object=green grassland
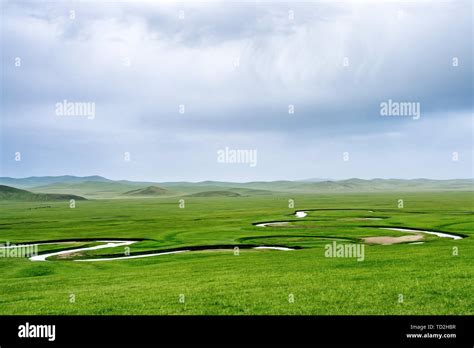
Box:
[0,191,472,315]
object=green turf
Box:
[0,191,472,315]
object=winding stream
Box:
[27,241,294,262]
[260,210,465,240]
[6,208,466,262]
[30,240,136,261]
[379,227,463,240]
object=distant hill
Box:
[0,185,86,201]
[186,178,473,193]
[226,188,274,196]
[0,175,157,189]
[185,190,242,197]
[0,175,112,188]
[297,178,332,182]
[1,175,472,197]
[123,186,171,196]
[29,181,148,199]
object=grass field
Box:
[0,191,472,315]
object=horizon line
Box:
[1,175,473,184]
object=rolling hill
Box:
[159,178,474,193]
[123,186,171,197]
[1,176,472,198]
[0,185,86,201]
[184,190,242,197]
[0,175,112,188]
[28,181,145,199]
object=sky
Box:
[0,0,472,182]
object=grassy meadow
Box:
[0,191,472,315]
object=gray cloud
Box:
[1,0,472,181]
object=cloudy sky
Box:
[1,0,472,182]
